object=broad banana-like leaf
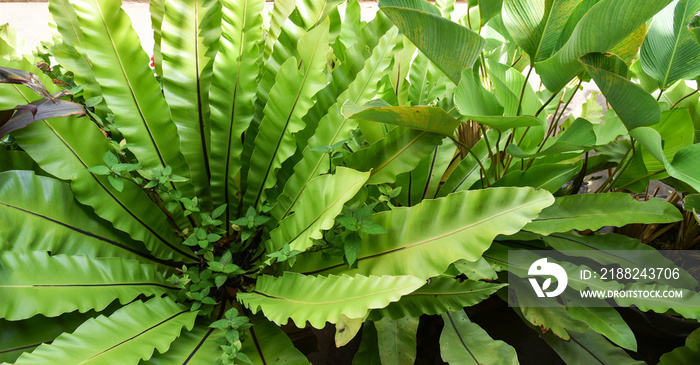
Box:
[208,0,263,226]
[487,60,541,116]
[70,0,192,192]
[469,115,544,133]
[145,325,223,364]
[267,167,369,252]
[375,316,419,365]
[440,310,518,365]
[0,252,174,320]
[13,297,196,365]
[658,328,700,365]
[345,128,445,185]
[631,126,700,192]
[566,306,636,351]
[240,314,310,364]
[580,52,660,130]
[291,187,554,279]
[379,0,485,84]
[543,329,645,364]
[492,162,581,193]
[237,272,425,328]
[637,109,694,180]
[368,278,505,320]
[0,310,102,363]
[0,171,167,265]
[535,0,672,91]
[516,300,589,340]
[271,28,399,221]
[691,14,700,44]
[502,0,581,63]
[342,100,461,136]
[454,68,504,116]
[609,23,647,65]
[686,197,700,222]
[244,21,329,209]
[161,0,222,210]
[522,193,682,235]
[435,0,455,19]
[641,0,700,89]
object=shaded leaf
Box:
[658,328,700,365]
[440,310,518,364]
[145,325,223,365]
[522,193,682,235]
[542,329,645,364]
[566,307,636,351]
[375,316,419,365]
[369,278,505,320]
[240,314,310,365]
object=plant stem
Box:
[448,136,492,186]
[516,67,533,116]
[615,169,666,190]
[670,88,699,109]
[479,124,495,171]
[534,90,561,117]
[656,88,665,101]
[523,79,582,171]
[595,139,636,192]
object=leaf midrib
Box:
[252,32,327,209]
[79,310,190,364]
[252,280,418,305]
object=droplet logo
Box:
[528,258,568,298]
